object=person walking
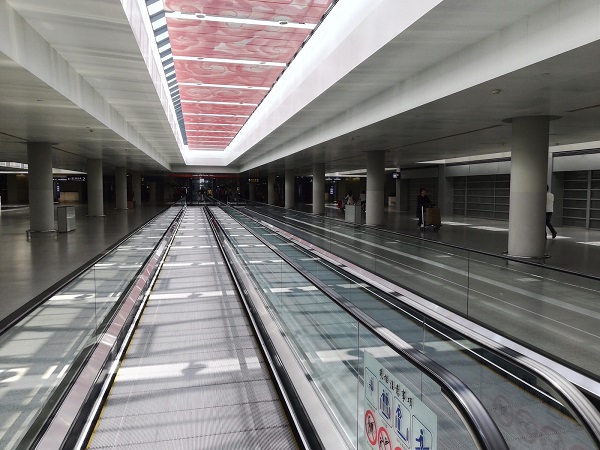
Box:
[546,185,557,239]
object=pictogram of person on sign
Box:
[415,429,430,450]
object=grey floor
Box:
[87,207,296,450]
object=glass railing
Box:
[213,203,600,450]
[209,206,506,450]
[241,202,600,384]
[0,202,185,450]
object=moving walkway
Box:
[1,201,599,449]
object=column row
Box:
[24,143,141,232]
[257,116,554,258]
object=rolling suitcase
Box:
[424,207,441,231]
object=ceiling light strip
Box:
[173,55,286,67]
[184,122,242,127]
[181,100,258,106]
[165,11,317,29]
[179,82,270,91]
[184,113,250,118]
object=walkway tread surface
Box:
[88,208,296,450]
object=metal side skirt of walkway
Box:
[87,208,297,449]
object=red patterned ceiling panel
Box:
[187,145,226,150]
[174,60,283,87]
[165,0,333,23]
[184,124,243,132]
[188,137,231,142]
[183,115,248,125]
[182,102,256,115]
[168,19,310,62]
[188,139,233,145]
[163,0,336,150]
[187,133,239,139]
[179,85,268,104]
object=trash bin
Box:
[345,203,363,224]
[57,206,76,232]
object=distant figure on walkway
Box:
[416,188,432,229]
[546,185,557,239]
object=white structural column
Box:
[27,142,54,231]
[86,159,104,216]
[312,163,325,214]
[268,173,276,205]
[132,171,141,207]
[285,169,295,209]
[366,151,385,226]
[507,116,552,258]
[115,166,128,210]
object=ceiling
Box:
[162,0,336,151]
[1,0,600,177]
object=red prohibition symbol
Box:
[365,409,377,445]
[377,427,392,450]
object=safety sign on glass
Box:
[364,351,437,450]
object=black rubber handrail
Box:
[0,204,173,336]
[205,206,320,450]
[244,200,600,282]
[213,204,509,450]
[235,202,600,449]
[7,204,185,450]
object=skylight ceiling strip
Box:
[182,104,256,115]
[181,100,259,106]
[179,82,270,91]
[182,115,247,124]
[165,11,316,29]
[157,0,337,151]
[167,19,310,63]
[163,0,332,24]
[173,60,283,86]
[185,123,243,129]
[186,134,238,139]
[183,113,250,118]
[173,56,285,67]
[179,87,268,105]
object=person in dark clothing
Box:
[416,188,432,228]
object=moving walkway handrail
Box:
[35,203,187,450]
[210,204,510,450]
[245,200,600,282]
[1,202,185,450]
[0,204,172,336]
[205,206,318,450]
[237,202,600,448]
